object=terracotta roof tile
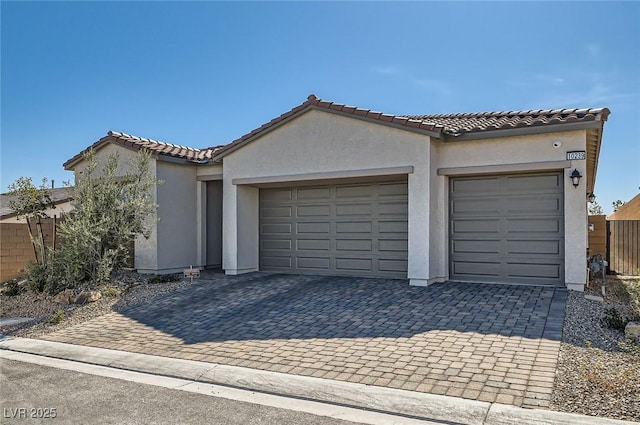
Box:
[64,131,225,169]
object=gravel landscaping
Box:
[1,273,639,421]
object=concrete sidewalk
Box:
[1,336,636,425]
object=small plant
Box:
[148,274,181,284]
[619,339,640,356]
[585,340,593,348]
[601,307,632,331]
[24,261,48,292]
[98,285,122,298]
[1,279,24,297]
[48,309,65,324]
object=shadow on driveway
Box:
[116,273,566,345]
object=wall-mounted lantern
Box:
[570,169,582,188]
[587,193,596,203]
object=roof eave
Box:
[441,120,604,142]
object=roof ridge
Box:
[108,130,200,152]
[402,107,610,119]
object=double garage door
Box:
[260,179,408,278]
[450,172,564,285]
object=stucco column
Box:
[223,183,259,275]
[196,180,207,268]
[564,165,588,291]
[408,170,431,286]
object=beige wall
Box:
[1,201,73,224]
[155,161,199,272]
[222,109,433,285]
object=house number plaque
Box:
[566,151,586,160]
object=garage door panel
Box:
[452,239,500,254]
[379,182,409,197]
[505,196,561,214]
[452,178,500,194]
[262,223,292,234]
[297,222,331,233]
[261,239,292,250]
[261,188,293,201]
[296,239,330,251]
[507,218,561,233]
[297,257,331,270]
[379,239,408,252]
[507,262,561,279]
[336,239,373,251]
[336,185,373,199]
[336,258,373,271]
[336,203,373,216]
[262,207,292,218]
[506,240,562,255]
[297,187,331,200]
[450,172,564,285]
[452,198,501,214]
[262,256,293,269]
[379,201,408,215]
[260,180,408,278]
[506,174,562,191]
[379,259,408,272]
[452,261,501,277]
[336,221,372,233]
[451,219,500,234]
[379,221,408,233]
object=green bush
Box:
[601,307,638,332]
[48,309,65,324]
[1,279,24,297]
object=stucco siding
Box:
[223,110,432,283]
[156,161,198,272]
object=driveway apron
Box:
[41,272,566,409]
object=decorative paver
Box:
[41,272,566,409]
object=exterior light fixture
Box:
[570,169,582,188]
[587,193,596,203]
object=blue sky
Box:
[1,1,638,214]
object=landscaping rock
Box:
[53,289,76,305]
[625,321,640,342]
[75,290,102,304]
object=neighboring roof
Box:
[210,94,610,162]
[63,131,225,170]
[0,187,73,220]
[607,193,640,220]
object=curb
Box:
[0,336,637,425]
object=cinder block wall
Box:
[0,219,57,282]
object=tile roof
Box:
[211,95,610,160]
[64,131,224,169]
[402,108,610,136]
[1,187,73,220]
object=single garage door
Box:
[260,179,408,278]
[450,172,564,285]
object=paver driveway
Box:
[42,272,566,408]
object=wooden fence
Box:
[607,220,640,276]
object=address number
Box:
[566,151,586,160]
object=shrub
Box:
[48,309,65,324]
[98,285,122,298]
[1,279,24,297]
[601,307,639,332]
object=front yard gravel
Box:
[550,291,640,421]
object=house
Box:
[0,187,73,281]
[63,95,610,291]
[607,193,640,220]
